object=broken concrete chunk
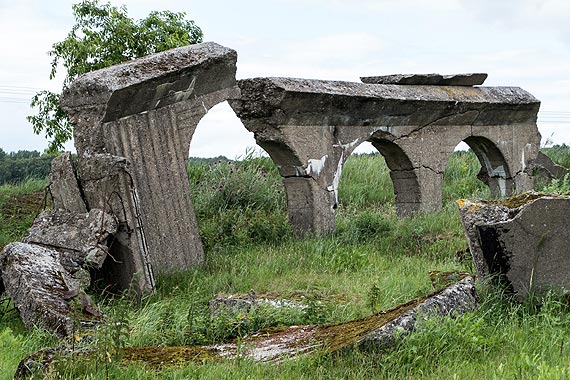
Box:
[358,276,477,350]
[360,73,487,86]
[16,278,477,371]
[23,208,117,271]
[49,152,87,213]
[0,242,101,337]
[530,151,569,181]
[457,193,570,300]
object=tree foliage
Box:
[27,0,203,153]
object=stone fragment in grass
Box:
[209,291,308,316]
[15,278,477,374]
[457,193,570,300]
[0,242,98,338]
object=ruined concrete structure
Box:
[458,194,570,300]
[230,76,540,235]
[59,42,239,293]
[5,42,542,297]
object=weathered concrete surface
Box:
[230,77,540,235]
[15,277,476,374]
[48,153,87,213]
[457,194,570,300]
[0,208,114,336]
[530,151,569,185]
[60,42,239,293]
[23,209,117,273]
[0,243,99,337]
[361,73,488,86]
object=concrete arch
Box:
[369,137,421,217]
[60,42,240,293]
[462,136,513,197]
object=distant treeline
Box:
[0,149,55,185]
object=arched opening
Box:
[187,101,289,251]
[461,136,512,197]
[442,144,491,204]
[367,137,422,217]
[337,141,395,210]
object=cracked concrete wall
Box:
[230,77,541,235]
[60,42,239,293]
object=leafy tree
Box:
[28,0,203,153]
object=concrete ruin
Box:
[457,193,570,300]
[1,43,545,301]
[57,45,543,289]
[229,76,541,235]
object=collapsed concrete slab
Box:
[23,209,117,273]
[0,208,116,336]
[0,243,98,337]
[60,42,239,293]
[230,77,540,235]
[457,193,570,300]
[15,277,476,374]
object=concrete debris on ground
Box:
[457,193,570,300]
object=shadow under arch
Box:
[368,135,421,217]
[462,136,513,197]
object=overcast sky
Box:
[1,0,569,157]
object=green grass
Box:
[1,149,570,379]
[0,178,48,250]
[542,144,570,169]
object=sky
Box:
[0,0,569,158]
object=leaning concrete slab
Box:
[230,77,540,235]
[457,193,570,300]
[60,42,239,293]
[48,153,87,213]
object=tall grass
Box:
[2,148,570,379]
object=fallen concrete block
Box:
[457,193,570,300]
[23,208,117,272]
[360,73,487,86]
[15,277,477,374]
[0,243,101,338]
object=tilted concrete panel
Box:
[60,42,239,293]
[230,77,540,235]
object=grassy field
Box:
[1,149,570,379]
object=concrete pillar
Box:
[60,42,239,293]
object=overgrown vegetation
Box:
[2,148,570,379]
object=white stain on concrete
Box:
[327,153,344,208]
[305,155,328,176]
